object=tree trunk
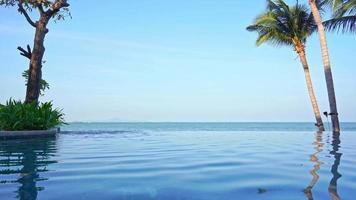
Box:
[298,51,325,131]
[309,0,340,133]
[25,15,49,104]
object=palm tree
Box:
[324,0,356,33]
[308,0,340,133]
[247,0,325,131]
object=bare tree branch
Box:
[26,0,46,13]
[17,1,36,27]
[17,45,32,59]
[38,3,45,14]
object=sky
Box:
[0,0,355,122]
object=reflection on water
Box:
[304,131,324,200]
[304,132,343,200]
[329,134,342,200]
[0,128,353,200]
[0,137,57,200]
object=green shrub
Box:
[0,99,65,131]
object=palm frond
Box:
[247,0,316,48]
[324,15,356,33]
[343,0,356,15]
[318,0,343,10]
[322,0,356,33]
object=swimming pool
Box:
[1,123,355,200]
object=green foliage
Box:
[324,0,356,33]
[246,0,316,48]
[22,70,50,96]
[0,0,71,21]
[321,0,355,15]
[324,15,356,33]
[0,99,65,131]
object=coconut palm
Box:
[308,0,340,133]
[324,0,356,33]
[247,0,325,131]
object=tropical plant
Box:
[324,0,356,33]
[22,69,50,96]
[0,0,70,103]
[247,0,325,131]
[308,0,341,133]
[0,99,65,131]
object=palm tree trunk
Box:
[309,0,340,133]
[298,51,325,131]
[25,15,49,104]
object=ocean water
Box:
[1,122,356,200]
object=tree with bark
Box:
[247,0,325,131]
[0,0,70,103]
[308,0,340,133]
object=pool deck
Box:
[0,128,59,140]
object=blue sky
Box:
[0,0,355,122]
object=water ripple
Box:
[1,127,356,200]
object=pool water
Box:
[1,123,356,200]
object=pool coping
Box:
[0,128,59,140]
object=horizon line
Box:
[66,121,356,123]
